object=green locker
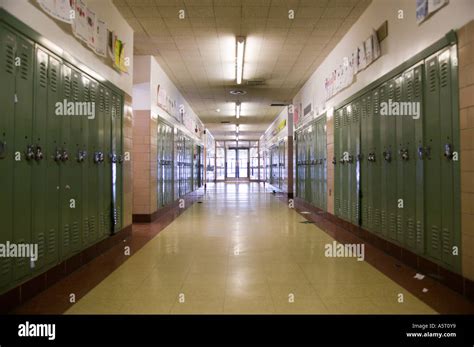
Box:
[103,87,112,235]
[80,74,90,246]
[360,95,369,229]
[398,69,417,250]
[112,91,123,233]
[321,117,327,211]
[309,123,316,204]
[0,24,17,290]
[334,109,342,217]
[350,100,360,225]
[341,106,350,221]
[87,79,99,245]
[96,85,106,240]
[379,82,390,237]
[369,88,381,234]
[424,48,460,270]
[12,32,35,281]
[304,128,311,202]
[31,47,49,271]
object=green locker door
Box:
[103,87,112,235]
[399,69,417,250]
[341,106,350,221]
[112,91,123,233]
[350,100,360,225]
[309,123,316,204]
[321,116,327,211]
[13,32,35,281]
[379,82,391,238]
[0,24,17,290]
[96,85,106,239]
[393,76,404,244]
[80,74,90,247]
[87,79,99,245]
[31,47,49,271]
[370,88,381,234]
[334,109,342,217]
[360,95,369,229]
[44,52,61,268]
[435,47,459,270]
[69,67,83,253]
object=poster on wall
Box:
[72,0,89,43]
[37,0,75,24]
[428,0,448,14]
[416,0,429,23]
[108,31,128,73]
[86,6,96,50]
[94,18,108,57]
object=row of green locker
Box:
[334,44,460,271]
[267,140,286,190]
[157,120,204,209]
[0,23,124,293]
[295,115,327,211]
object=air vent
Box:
[230,89,247,96]
[270,103,289,106]
[246,79,265,86]
[220,121,231,124]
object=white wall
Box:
[1,0,133,95]
[293,0,474,122]
[261,107,289,150]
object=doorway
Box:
[226,148,249,180]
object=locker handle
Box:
[61,150,69,162]
[339,156,345,164]
[399,148,409,161]
[34,146,44,161]
[0,141,6,159]
[418,146,431,160]
[367,153,376,162]
[54,149,62,162]
[332,157,336,165]
[383,150,392,163]
[93,152,101,164]
[77,150,87,163]
[25,145,35,161]
[444,143,454,160]
[347,155,354,164]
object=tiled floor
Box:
[66,182,436,314]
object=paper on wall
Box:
[72,0,88,43]
[428,0,447,14]
[86,7,96,50]
[365,35,373,66]
[94,18,107,57]
[37,0,74,24]
[416,0,429,23]
[358,43,366,70]
[372,29,381,60]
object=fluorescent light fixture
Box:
[236,135,239,141]
[236,101,241,119]
[236,36,245,85]
[236,124,239,134]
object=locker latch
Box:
[0,141,6,159]
[444,143,454,160]
[383,149,392,163]
[110,153,118,163]
[399,148,409,161]
[417,146,431,160]
[332,157,336,165]
[34,146,44,161]
[54,148,62,162]
[93,152,101,164]
[77,150,87,163]
[61,149,69,162]
[25,145,35,161]
[339,156,345,164]
[367,153,376,162]
[347,154,354,164]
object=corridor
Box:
[66,183,434,314]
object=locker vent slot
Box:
[0,258,10,276]
[440,62,449,87]
[428,67,437,92]
[39,61,47,88]
[414,72,421,97]
[50,66,58,92]
[19,53,29,80]
[48,228,56,254]
[72,79,79,101]
[63,225,70,248]
[84,83,90,102]
[407,219,415,241]
[83,218,89,241]
[431,226,439,250]
[71,222,80,244]
[64,74,71,98]
[89,216,96,238]
[37,232,45,259]
[5,43,15,74]
[442,228,450,254]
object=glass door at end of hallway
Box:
[226,148,249,181]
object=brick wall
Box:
[458,20,474,281]
[132,110,151,215]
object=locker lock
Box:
[110,153,118,163]
[93,152,101,164]
[444,143,454,160]
[34,146,44,161]
[417,146,431,160]
[367,152,376,162]
[347,155,354,164]
[25,145,35,161]
[61,149,69,162]
[339,156,345,164]
[332,157,336,165]
[0,141,6,159]
[77,150,87,163]
[383,150,392,163]
[54,148,62,162]
[399,148,409,161]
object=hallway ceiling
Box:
[113,0,371,140]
